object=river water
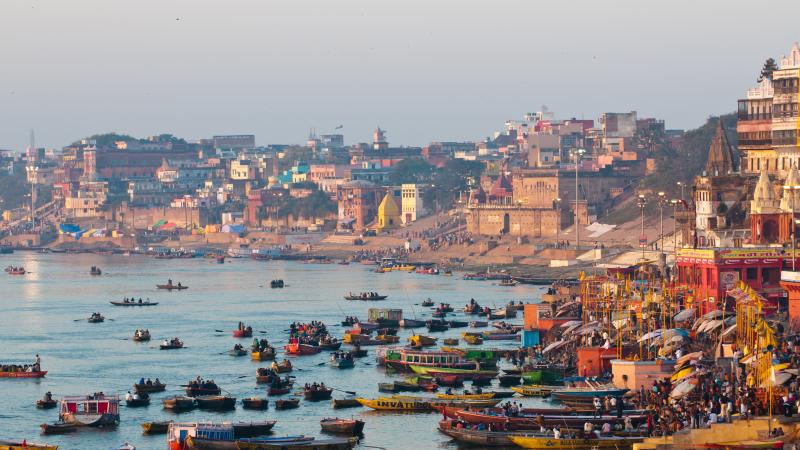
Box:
[0,253,550,450]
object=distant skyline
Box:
[1,0,799,150]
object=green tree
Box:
[389,158,434,185]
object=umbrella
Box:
[671,366,694,383]
[701,310,724,320]
[676,351,703,366]
[670,378,697,399]
[720,324,737,338]
[542,340,569,354]
[671,335,686,343]
[560,320,583,328]
[673,308,696,323]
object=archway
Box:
[762,219,779,243]
[502,213,510,234]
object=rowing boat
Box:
[511,385,556,397]
[251,349,276,361]
[156,284,188,290]
[0,371,47,378]
[408,335,437,347]
[0,439,58,450]
[195,395,236,411]
[320,418,365,436]
[110,301,158,306]
[332,398,361,409]
[509,435,643,449]
[409,365,498,379]
[236,437,358,450]
[142,421,170,434]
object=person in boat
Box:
[162,339,169,347]
[146,378,152,385]
[125,391,133,402]
[154,377,160,386]
[168,279,173,286]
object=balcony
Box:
[737,112,772,121]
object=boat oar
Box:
[214,329,225,333]
[331,387,357,395]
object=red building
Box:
[676,247,792,314]
[337,180,384,231]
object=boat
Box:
[343,292,388,301]
[317,341,343,351]
[58,394,119,427]
[274,399,300,410]
[498,374,521,386]
[482,332,520,341]
[233,327,253,338]
[87,314,105,323]
[443,338,459,346]
[169,422,235,450]
[426,319,450,332]
[270,280,284,288]
[142,421,170,434]
[349,347,367,358]
[0,439,58,450]
[185,381,221,397]
[242,397,269,410]
[40,423,77,435]
[469,321,488,328]
[0,369,47,378]
[132,330,151,342]
[229,347,248,357]
[438,419,518,447]
[330,355,355,369]
[550,387,629,403]
[156,283,188,290]
[455,409,647,429]
[110,300,158,306]
[332,398,362,409]
[236,437,358,450]
[267,386,291,396]
[233,421,277,438]
[700,440,787,449]
[125,393,150,407]
[408,335,437,347]
[159,338,184,350]
[304,386,333,401]
[462,334,484,345]
[463,273,486,281]
[509,435,643,449]
[420,298,435,307]
[511,385,555,397]
[134,382,166,394]
[399,318,426,328]
[195,396,236,411]
[355,397,433,412]
[499,279,517,286]
[162,396,196,411]
[5,267,25,275]
[251,348,276,361]
[271,360,293,373]
[36,398,58,409]
[319,418,364,436]
[410,365,498,380]
[448,320,468,328]
[381,348,480,372]
[284,341,321,356]
[435,392,496,400]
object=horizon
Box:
[1,0,799,150]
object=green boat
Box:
[522,366,567,385]
[409,364,498,377]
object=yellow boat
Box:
[461,333,484,345]
[356,397,434,411]
[375,334,400,344]
[511,385,555,397]
[392,265,416,272]
[509,435,642,449]
[0,441,57,450]
[408,335,437,347]
[250,350,275,361]
[435,392,495,400]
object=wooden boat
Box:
[162,396,196,411]
[0,439,58,450]
[317,341,342,351]
[410,365,498,379]
[448,320,468,328]
[320,418,364,436]
[159,340,184,350]
[469,321,488,328]
[156,283,188,290]
[399,318,426,328]
[426,320,450,332]
[233,328,253,338]
[509,435,643,449]
[59,395,120,426]
[125,394,151,407]
[283,342,321,356]
[233,421,277,438]
[443,338,459,346]
[332,398,362,409]
[499,279,517,286]
[304,387,333,401]
[110,301,158,306]
[330,357,355,369]
[551,387,629,403]
[455,410,647,429]
[420,298,435,307]
[271,360,293,373]
[356,397,433,411]
[408,335,437,347]
[236,437,358,450]
[0,370,47,378]
[270,280,284,288]
[274,399,300,410]
[700,440,787,449]
[132,331,151,342]
[142,421,170,434]
[134,382,166,394]
[185,384,222,397]
[242,397,269,410]
[6,268,26,275]
[267,386,291,396]
[511,385,555,397]
[438,420,517,447]
[349,347,367,358]
[482,332,520,341]
[462,334,484,345]
[436,392,495,400]
[37,398,58,409]
[87,315,105,323]
[498,374,521,386]
[195,395,236,411]
[40,423,77,435]
[251,348,276,361]
[229,347,248,357]
[343,293,388,301]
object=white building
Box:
[400,184,428,224]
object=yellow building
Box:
[375,192,401,231]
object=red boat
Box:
[454,409,647,429]
[233,328,253,338]
[267,386,291,396]
[0,370,47,378]
[283,341,321,356]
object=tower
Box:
[750,169,787,244]
[373,127,388,151]
[705,121,735,176]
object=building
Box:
[400,184,427,224]
[230,159,256,181]
[213,135,255,150]
[337,180,384,231]
[64,181,108,218]
[375,193,401,231]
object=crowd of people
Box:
[1,354,41,373]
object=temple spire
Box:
[706,120,735,176]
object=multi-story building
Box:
[213,135,255,150]
[400,184,428,224]
[336,180,384,231]
[64,181,108,218]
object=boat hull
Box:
[0,371,47,378]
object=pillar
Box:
[780,271,800,324]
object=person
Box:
[553,427,561,439]
[125,391,133,402]
[154,377,160,385]
[34,354,40,371]
[593,396,602,418]
[601,422,611,435]
[139,377,145,385]
[583,421,593,438]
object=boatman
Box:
[34,354,40,371]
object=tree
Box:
[389,159,434,185]
[758,58,778,82]
[72,133,137,148]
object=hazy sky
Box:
[1,0,799,151]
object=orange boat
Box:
[0,371,47,378]
[284,340,321,356]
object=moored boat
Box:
[426,319,450,332]
[59,394,120,427]
[159,338,184,350]
[36,398,57,409]
[304,386,333,401]
[274,399,300,410]
[162,396,196,412]
[408,335,438,347]
[0,439,58,449]
[509,435,643,449]
[399,318,426,328]
[271,360,293,373]
[332,398,362,409]
[39,423,77,435]
[319,418,364,436]
[142,421,170,434]
[233,421,277,438]
[241,397,269,410]
[195,395,236,411]
[185,379,221,397]
[511,385,555,397]
[134,382,166,394]
[236,437,358,450]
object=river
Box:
[0,252,550,450]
